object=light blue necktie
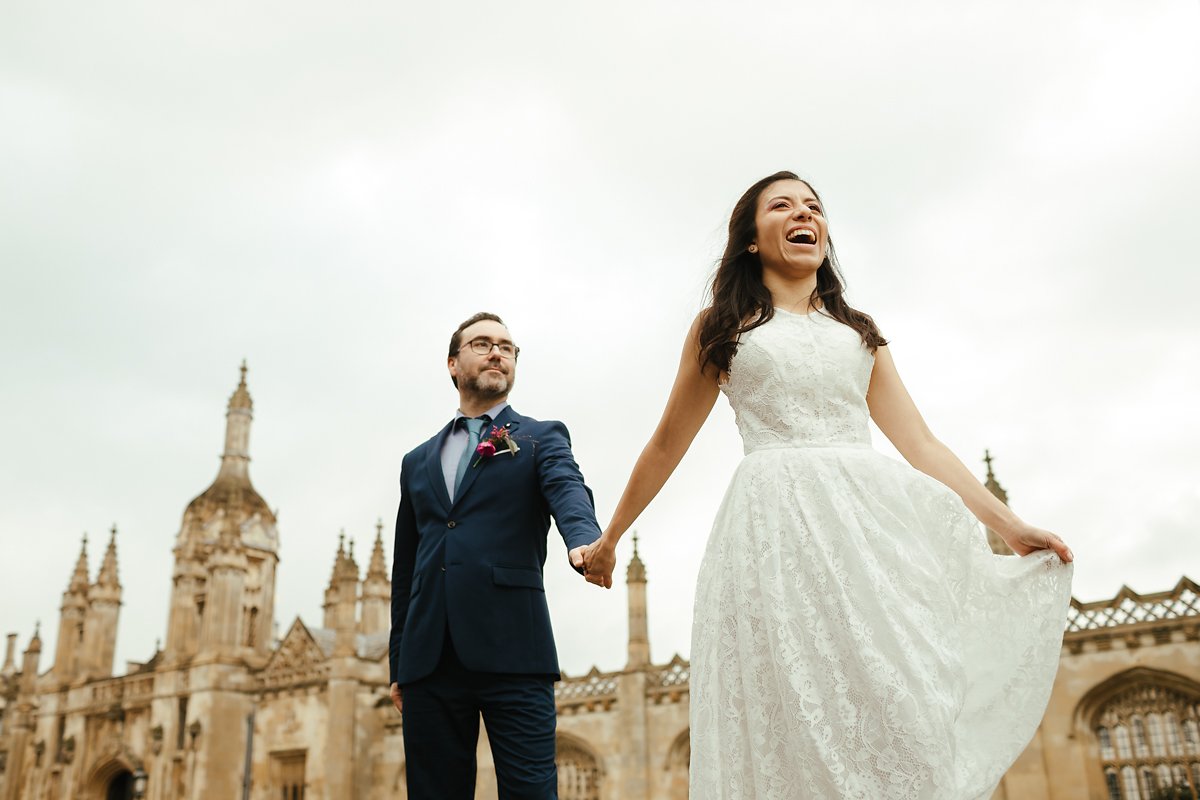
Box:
[453,417,488,499]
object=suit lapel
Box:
[424,420,456,514]
[451,406,519,510]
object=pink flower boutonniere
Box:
[472,424,520,467]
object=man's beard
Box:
[465,369,510,399]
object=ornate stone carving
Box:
[260,619,330,689]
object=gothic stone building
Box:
[0,369,1198,800]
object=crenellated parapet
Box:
[1064,576,1200,655]
[556,667,620,714]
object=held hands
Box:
[1002,521,1074,563]
[579,536,618,589]
[570,543,612,588]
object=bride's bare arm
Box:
[582,316,721,588]
[867,345,1073,562]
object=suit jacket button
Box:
[447,520,456,529]
[441,565,446,572]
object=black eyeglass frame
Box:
[458,337,520,359]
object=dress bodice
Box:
[720,309,875,454]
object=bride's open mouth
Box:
[785,226,818,246]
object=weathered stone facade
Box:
[0,369,1197,799]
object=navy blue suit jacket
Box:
[389,406,601,686]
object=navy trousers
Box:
[402,632,558,800]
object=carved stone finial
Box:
[97,523,121,587]
[226,360,253,411]
[626,530,646,583]
[366,521,389,581]
[69,534,92,593]
[982,450,1008,506]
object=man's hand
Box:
[581,537,618,589]
[389,682,403,713]
[569,545,606,588]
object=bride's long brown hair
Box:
[698,171,887,376]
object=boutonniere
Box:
[472,424,521,467]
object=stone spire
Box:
[54,534,91,681]
[96,524,121,589]
[21,622,42,693]
[171,365,279,660]
[180,362,275,536]
[218,360,254,482]
[360,519,391,636]
[323,532,345,601]
[626,532,650,669]
[69,534,90,593]
[80,525,123,678]
[983,450,1015,556]
[5,626,44,800]
[323,532,359,633]
[322,531,360,655]
[366,519,388,582]
[2,632,17,677]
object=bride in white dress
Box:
[581,172,1075,799]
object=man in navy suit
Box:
[389,311,603,799]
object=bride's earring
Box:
[748,244,758,254]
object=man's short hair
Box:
[448,312,506,388]
[449,312,506,358]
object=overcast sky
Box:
[2,1,1198,678]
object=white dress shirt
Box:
[440,401,510,501]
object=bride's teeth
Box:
[788,229,815,243]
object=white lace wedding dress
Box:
[689,308,1073,800]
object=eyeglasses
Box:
[460,337,520,359]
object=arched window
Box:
[1133,717,1149,758]
[1104,768,1121,800]
[663,729,690,800]
[556,739,601,800]
[1090,676,1200,798]
[1166,713,1183,756]
[1148,714,1168,757]
[1120,766,1139,800]
[1099,726,1115,759]
[1184,720,1200,755]
[1116,726,1133,759]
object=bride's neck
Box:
[765,273,819,313]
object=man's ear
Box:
[448,355,460,388]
